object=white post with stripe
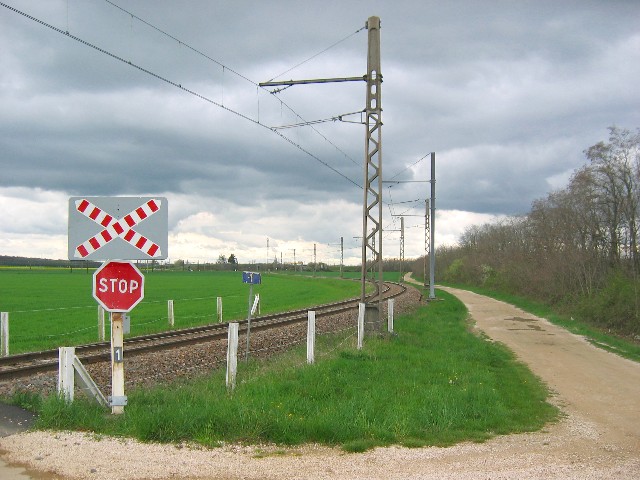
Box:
[217,296,223,322]
[357,303,365,350]
[58,347,75,402]
[388,298,395,333]
[1,312,8,357]
[251,294,260,316]
[168,300,175,327]
[307,311,316,365]
[226,323,239,390]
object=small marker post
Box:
[110,312,125,414]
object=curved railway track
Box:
[0,281,407,381]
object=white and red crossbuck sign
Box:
[74,198,162,258]
[68,197,168,261]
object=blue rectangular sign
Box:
[242,271,262,285]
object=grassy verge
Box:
[20,290,558,451]
[438,282,640,363]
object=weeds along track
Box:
[0,282,407,381]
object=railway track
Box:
[0,281,407,381]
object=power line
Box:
[388,152,432,181]
[104,0,364,176]
[104,0,255,86]
[1,1,362,189]
[267,25,366,82]
[104,0,363,173]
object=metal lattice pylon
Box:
[361,16,383,306]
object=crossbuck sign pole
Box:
[93,261,145,414]
[110,312,125,414]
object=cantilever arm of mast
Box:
[259,76,366,88]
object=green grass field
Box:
[28,289,558,451]
[0,268,362,354]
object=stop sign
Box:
[93,261,145,312]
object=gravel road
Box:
[0,284,638,479]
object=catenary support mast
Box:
[361,16,383,315]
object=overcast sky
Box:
[1,0,639,266]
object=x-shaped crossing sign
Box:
[68,197,168,261]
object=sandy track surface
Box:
[1,285,639,479]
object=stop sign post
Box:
[92,261,144,414]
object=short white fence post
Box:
[357,303,365,350]
[58,347,75,402]
[1,312,8,357]
[226,322,239,390]
[58,346,108,407]
[307,311,316,364]
[388,298,395,333]
[98,306,106,342]
[168,300,174,327]
[251,294,260,316]
[217,296,223,322]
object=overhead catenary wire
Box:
[104,0,254,86]
[271,110,364,130]
[387,152,433,181]
[267,25,366,83]
[103,0,364,173]
[1,1,363,189]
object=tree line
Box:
[421,126,640,336]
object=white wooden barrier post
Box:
[307,311,316,364]
[226,322,239,390]
[58,347,75,402]
[251,294,260,316]
[1,312,8,357]
[58,346,108,407]
[98,306,106,342]
[110,313,126,414]
[168,300,175,327]
[217,296,223,322]
[388,298,395,333]
[357,303,365,350]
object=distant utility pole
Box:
[385,152,436,298]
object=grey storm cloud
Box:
[1,0,639,261]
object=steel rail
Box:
[0,282,406,381]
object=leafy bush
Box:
[577,271,640,335]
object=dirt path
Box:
[0,284,639,479]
